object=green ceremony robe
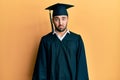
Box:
[32,31,89,80]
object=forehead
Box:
[53,15,68,18]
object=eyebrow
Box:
[54,16,67,18]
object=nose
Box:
[59,19,62,25]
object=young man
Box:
[32,3,89,80]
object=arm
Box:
[76,36,89,80]
[32,37,47,80]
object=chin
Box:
[59,29,67,32]
[55,26,67,32]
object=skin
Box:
[52,15,68,37]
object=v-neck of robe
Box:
[52,33,73,78]
[53,33,70,43]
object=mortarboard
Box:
[45,3,74,32]
[46,3,74,16]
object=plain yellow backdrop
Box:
[0,0,120,80]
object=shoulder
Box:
[69,31,85,46]
[69,31,82,40]
[42,32,53,39]
[40,32,53,42]
[70,31,86,47]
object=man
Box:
[32,3,89,80]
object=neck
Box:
[55,29,67,37]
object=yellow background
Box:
[0,0,120,80]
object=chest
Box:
[46,38,79,57]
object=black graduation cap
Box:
[45,3,74,32]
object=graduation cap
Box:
[45,3,74,32]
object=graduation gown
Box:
[32,31,89,80]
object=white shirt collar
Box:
[52,29,70,35]
[52,29,70,41]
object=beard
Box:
[54,25,67,32]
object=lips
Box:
[58,25,64,28]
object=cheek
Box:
[63,21,68,25]
[54,21,59,26]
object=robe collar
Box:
[52,29,70,35]
[52,29,70,41]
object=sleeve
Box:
[32,37,47,80]
[76,36,89,80]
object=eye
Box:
[54,17,59,21]
[62,17,67,21]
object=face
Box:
[53,15,68,32]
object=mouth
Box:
[58,25,64,28]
